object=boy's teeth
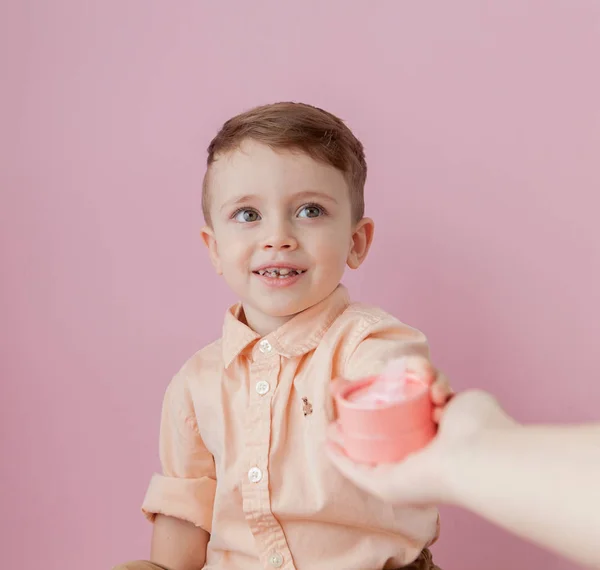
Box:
[257,267,304,277]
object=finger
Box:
[433,405,444,424]
[403,355,436,385]
[327,440,431,505]
[326,444,402,504]
[430,373,453,405]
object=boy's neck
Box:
[240,304,296,337]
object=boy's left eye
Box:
[297,205,324,218]
[233,208,261,223]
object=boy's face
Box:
[201,140,373,335]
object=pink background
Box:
[1,2,599,569]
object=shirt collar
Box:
[221,285,351,368]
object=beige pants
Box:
[404,549,442,570]
[113,549,441,570]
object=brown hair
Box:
[202,102,367,224]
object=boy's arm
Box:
[151,514,209,570]
[342,311,430,381]
[142,370,217,570]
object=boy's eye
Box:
[297,204,324,219]
[234,209,261,223]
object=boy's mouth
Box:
[253,267,307,279]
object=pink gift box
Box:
[332,375,436,464]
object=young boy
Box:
[115,102,451,570]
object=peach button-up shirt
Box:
[142,285,439,570]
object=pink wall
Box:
[1,2,599,569]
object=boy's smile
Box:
[252,262,307,288]
[201,140,373,336]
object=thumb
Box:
[325,437,392,500]
[326,427,439,505]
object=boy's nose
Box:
[262,232,298,251]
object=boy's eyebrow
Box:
[220,194,259,212]
[292,190,339,204]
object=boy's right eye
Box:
[233,209,261,223]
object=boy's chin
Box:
[250,294,319,318]
[256,288,336,318]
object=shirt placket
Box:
[241,338,297,570]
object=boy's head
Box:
[202,102,367,226]
[201,102,374,334]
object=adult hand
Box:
[327,389,517,506]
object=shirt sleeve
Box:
[141,370,217,533]
[343,311,430,381]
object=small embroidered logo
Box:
[302,397,313,416]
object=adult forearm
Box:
[448,424,600,567]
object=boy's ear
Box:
[200,226,223,275]
[347,217,375,270]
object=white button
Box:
[248,467,262,483]
[259,339,272,353]
[268,552,283,567]
[256,380,270,395]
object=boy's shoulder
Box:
[321,300,426,352]
[333,301,422,338]
[331,302,429,379]
[340,301,397,323]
